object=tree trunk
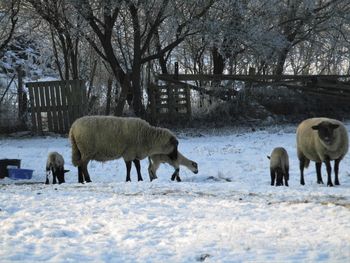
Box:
[275,47,289,75]
[105,77,112,115]
[212,47,225,75]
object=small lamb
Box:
[148,151,198,182]
[46,152,69,184]
[267,147,289,186]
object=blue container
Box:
[8,168,33,180]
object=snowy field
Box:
[1,124,350,262]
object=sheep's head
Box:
[55,168,70,184]
[312,121,339,146]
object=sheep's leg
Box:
[125,161,132,182]
[299,158,305,185]
[324,158,333,187]
[133,159,143,181]
[78,166,84,183]
[270,168,276,186]
[81,162,92,183]
[315,162,324,184]
[334,158,341,186]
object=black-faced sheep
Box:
[148,151,198,182]
[296,117,349,186]
[46,152,69,184]
[69,116,178,183]
[267,147,289,186]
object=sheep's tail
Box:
[69,129,81,167]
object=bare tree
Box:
[0,0,20,53]
[25,0,81,80]
[71,0,214,117]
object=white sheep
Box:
[148,151,198,182]
[267,147,289,186]
[46,152,69,184]
[69,116,178,183]
[296,117,349,186]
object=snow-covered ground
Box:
[1,124,350,262]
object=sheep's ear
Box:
[312,125,319,130]
[64,169,70,173]
[267,156,271,159]
[330,124,339,130]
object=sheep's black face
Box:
[312,121,339,145]
[56,168,69,184]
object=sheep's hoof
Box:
[300,181,305,185]
[327,182,334,187]
[317,180,324,184]
[335,180,340,185]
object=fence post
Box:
[17,67,27,128]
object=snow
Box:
[1,124,350,262]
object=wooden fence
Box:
[157,73,350,100]
[27,80,86,134]
[148,83,191,121]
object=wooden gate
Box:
[148,83,191,121]
[27,80,86,134]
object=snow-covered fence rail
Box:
[157,74,350,100]
[27,80,86,134]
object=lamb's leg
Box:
[299,158,305,185]
[176,174,182,182]
[78,166,84,183]
[81,162,92,183]
[270,168,275,186]
[276,170,283,186]
[284,173,289,187]
[324,158,333,187]
[285,167,289,186]
[52,169,57,184]
[125,161,132,182]
[148,159,159,181]
[334,158,341,186]
[171,168,180,181]
[133,159,143,181]
[315,162,323,184]
[45,170,50,184]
